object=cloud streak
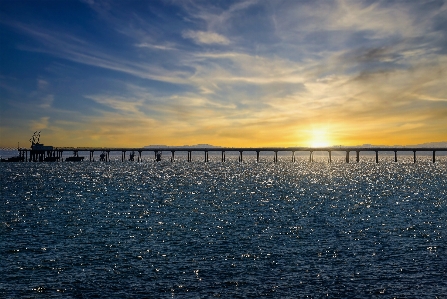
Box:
[182,30,230,45]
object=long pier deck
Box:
[13,146,447,163]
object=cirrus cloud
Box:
[182,30,230,45]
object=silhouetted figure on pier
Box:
[100,152,106,161]
[155,151,162,162]
[129,151,135,161]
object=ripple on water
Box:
[1,159,446,297]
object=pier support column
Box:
[345,151,349,163]
[106,151,110,162]
[394,151,397,163]
[171,151,175,162]
[222,151,225,162]
[356,151,360,163]
[188,151,191,162]
[375,151,379,163]
[274,151,278,163]
[256,151,260,163]
[239,151,243,163]
[433,151,436,163]
[309,151,313,162]
[205,151,208,162]
[138,151,142,162]
[292,151,296,162]
[413,151,416,163]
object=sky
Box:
[1,0,446,148]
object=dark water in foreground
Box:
[1,160,446,298]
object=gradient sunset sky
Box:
[1,0,446,148]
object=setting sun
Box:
[309,129,331,147]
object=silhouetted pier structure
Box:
[13,146,447,163]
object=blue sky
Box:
[1,0,446,147]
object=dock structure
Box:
[11,146,447,163]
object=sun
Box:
[309,129,331,147]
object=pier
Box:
[11,146,447,163]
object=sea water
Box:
[1,159,446,298]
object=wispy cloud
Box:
[182,30,230,45]
[135,43,176,51]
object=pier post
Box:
[239,151,243,163]
[356,151,360,163]
[205,151,208,162]
[171,151,175,162]
[309,151,313,162]
[222,151,225,162]
[256,151,260,163]
[274,151,278,163]
[328,151,331,163]
[413,151,416,163]
[345,151,349,163]
[292,151,295,162]
[433,151,436,163]
[394,151,397,163]
[106,151,110,162]
[138,151,142,162]
[188,151,191,162]
[375,151,379,163]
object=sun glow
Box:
[309,129,331,147]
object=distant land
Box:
[144,142,447,149]
[144,144,221,149]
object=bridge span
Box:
[14,146,447,163]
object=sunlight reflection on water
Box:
[1,159,446,297]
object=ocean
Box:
[1,158,446,298]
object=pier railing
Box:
[12,146,447,163]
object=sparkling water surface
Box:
[1,159,446,298]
